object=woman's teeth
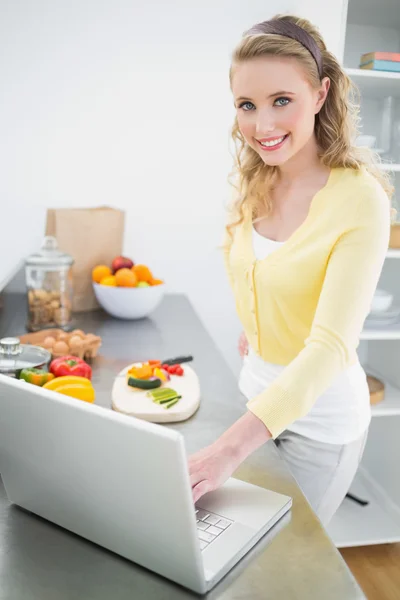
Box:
[260,136,285,147]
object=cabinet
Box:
[326,0,400,548]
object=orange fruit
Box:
[115,268,137,287]
[100,275,117,286]
[92,265,112,283]
[150,278,164,286]
[132,264,153,283]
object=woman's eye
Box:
[238,101,255,111]
[274,97,290,107]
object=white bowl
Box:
[370,289,393,314]
[93,282,166,319]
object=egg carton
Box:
[18,328,102,360]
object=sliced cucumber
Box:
[159,395,181,404]
[164,398,180,409]
[146,387,178,399]
[127,376,162,390]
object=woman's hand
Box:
[188,411,272,504]
[238,331,249,358]
[188,440,241,504]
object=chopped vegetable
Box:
[165,398,180,409]
[153,367,169,382]
[19,368,55,386]
[127,364,153,380]
[146,387,181,408]
[127,376,161,390]
[162,364,184,376]
[147,387,178,399]
[159,395,181,404]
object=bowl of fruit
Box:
[92,256,165,320]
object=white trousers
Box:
[274,428,369,526]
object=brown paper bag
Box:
[45,206,125,312]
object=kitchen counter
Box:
[0,289,365,599]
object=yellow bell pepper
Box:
[127,363,153,380]
[43,375,95,403]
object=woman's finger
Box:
[192,479,212,504]
[190,472,204,488]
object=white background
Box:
[0,0,346,374]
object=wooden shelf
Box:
[345,68,400,98]
[326,467,400,548]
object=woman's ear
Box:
[315,77,330,114]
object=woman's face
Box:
[231,56,330,166]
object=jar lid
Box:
[25,236,74,268]
[0,337,52,376]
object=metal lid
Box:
[0,337,52,376]
[25,236,74,268]
[0,337,23,356]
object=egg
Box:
[71,329,85,338]
[69,335,83,347]
[58,332,69,341]
[53,340,69,354]
[42,336,56,348]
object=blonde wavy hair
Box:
[225,14,395,240]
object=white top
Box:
[238,226,371,444]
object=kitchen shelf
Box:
[338,0,400,551]
[361,320,400,340]
[366,369,400,416]
[386,249,400,258]
[347,0,400,29]
[345,68,400,98]
[327,467,400,548]
[380,163,400,172]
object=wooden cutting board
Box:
[111,363,201,423]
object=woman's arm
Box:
[189,411,271,503]
[247,185,390,438]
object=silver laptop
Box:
[0,374,292,594]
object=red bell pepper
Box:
[49,355,92,380]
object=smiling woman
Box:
[227,16,393,226]
[188,14,395,526]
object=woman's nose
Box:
[255,109,275,135]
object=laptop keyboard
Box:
[195,508,233,551]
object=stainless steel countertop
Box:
[0,291,365,599]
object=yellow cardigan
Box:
[224,166,391,439]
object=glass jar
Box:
[25,236,74,332]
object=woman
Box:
[188,14,394,525]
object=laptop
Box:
[0,374,292,594]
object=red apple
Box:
[112,256,134,273]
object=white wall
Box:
[0,0,345,375]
